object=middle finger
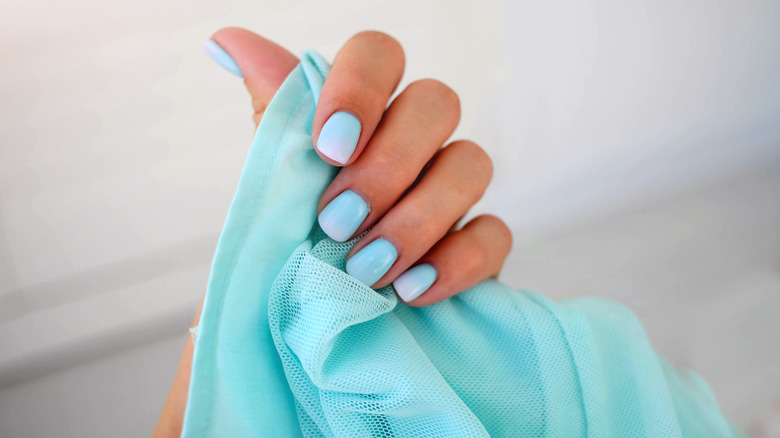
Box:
[317,78,461,243]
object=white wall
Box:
[1,0,778,435]
[492,0,780,236]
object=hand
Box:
[205,28,512,306]
[153,29,512,437]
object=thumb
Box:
[205,27,299,127]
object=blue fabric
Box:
[181,51,740,437]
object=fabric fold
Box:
[182,51,739,437]
[182,51,335,437]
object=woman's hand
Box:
[154,29,511,437]
[206,28,512,305]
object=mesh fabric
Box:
[182,51,739,437]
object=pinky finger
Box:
[393,214,513,307]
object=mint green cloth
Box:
[181,51,739,437]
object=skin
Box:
[153,28,512,437]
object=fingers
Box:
[203,29,513,307]
[207,27,299,126]
[312,31,405,166]
[343,140,493,289]
[314,69,510,304]
[397,215,512,306]
[317,78,461,242]
[205,28,405,163]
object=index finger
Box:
[313,31,405,166]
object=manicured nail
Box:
[346,238,398,287]
[203,40,243,78]
[318,190,370,242]
[317,111,361,164]
[393,264,437,302]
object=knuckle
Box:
[371,146,411,173]
[415,213,442,243]
[481,214,513,255]
[351,31,405,63]
[251,96,268,117]
[366,147,424,192]
[470,214,513,263]
[329,65,376,103]
[450,140,493,186]
[463,234,490,277]
[407,79,460,114]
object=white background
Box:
[1,0,779,435]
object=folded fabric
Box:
[181,51,740,437]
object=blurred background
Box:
[1,0,778,436]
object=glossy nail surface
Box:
[346,239,397,287]
[318,190,370,242]
[393,264,437,302]
[203,40,243,77]
[317,111,361,164]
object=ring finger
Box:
[344,139,493,288]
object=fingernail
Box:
[317,111,361,164]
[203,40,243,78]
[393,264,437,302]
[318,190,370,242]
[346,238,398,287]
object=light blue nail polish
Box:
[346,238,397,287]
[393,264,437,302]
[318,190,370,242]
[317,112,361,164]
[203,40,243,78]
